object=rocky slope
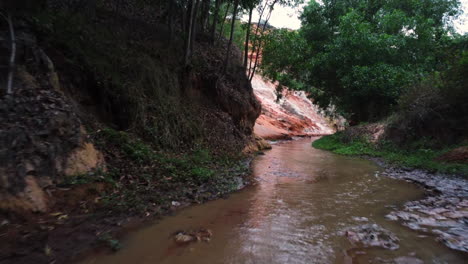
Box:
[0,7,261,214]
[251,75,336,140]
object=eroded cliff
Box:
[251,75,336,140]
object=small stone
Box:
[174,233,194,244]
[394,256,424,264]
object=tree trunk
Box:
[200,0,210,32]
[210,0,221,43]
[5,13,15,94]
[243,6,253,69]
[184,0,197,66]
[218,2,231,42]
[248,0,269,77]
[249,1,276,81]
[182,0,188,35]
[223,0,239,74]
[190,0,200,55]
[167,0,175,44]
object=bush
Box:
[386,48,468,146]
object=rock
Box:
[64,142,106,176]
[384,168,468,252]
[352,216,369,222]
[174,233,195,244]
[0,176,48,212]
[255,135,272,150]
[345,224,399,250]
[242,134,272,154]
[394,256,424,264]
[194,228,212,242]
[173,228,212,244]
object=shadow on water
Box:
[82,138,467,264]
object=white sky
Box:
[243,0,468,34]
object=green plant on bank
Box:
[190,167,215,182]
[92,127,247,213]
[97,233,122,252]
[99,128,159,163]
[313,133,468,176]
[60,168,120,187]
[99,128,215,175]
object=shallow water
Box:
[82,138,467,264]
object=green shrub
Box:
[190,167,215,182]
[190,149,212,164]
[386,39,468,146]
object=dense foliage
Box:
[261,0,464,122]
[387,39,468,144]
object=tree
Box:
[218,1,232,42]
[247,0,302,80]
[0,12,16,94]
[243,4,254,68]
[223,0,240,73]
[210,0,222,43]
[184,0,198,66]
[261,0,462,122]
[200,0,211,32]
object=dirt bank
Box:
[0,3,263,263]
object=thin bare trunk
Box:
[248,0,269,77]
[190,0,200,55]
[210,0,221,43]
[223,0,239,74]
[182,1,187,34]
[200,0,210,32]
[218,2,231,42]
[184,0,196,66]
[168,0,175,44]
[243,6,253,69]
[249,1,276,81]
[4,13,16,95]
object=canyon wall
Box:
[252,75,336,140]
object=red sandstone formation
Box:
[252,75,335,140]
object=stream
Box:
[82,138,467,264]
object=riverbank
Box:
[313,132,468,176]
[0,4,265,263]
[382,166,468,253]
[0,129,257,263]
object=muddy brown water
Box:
[82,138,467,264]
